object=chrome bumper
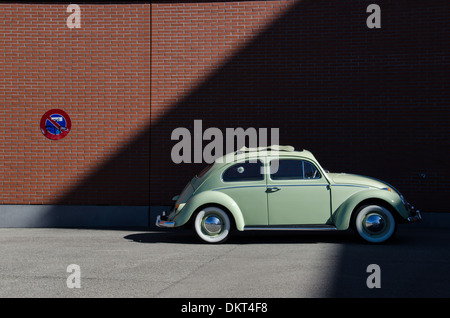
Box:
[407,210,422,223]
[406,203,422,223]
[155,214,175,228]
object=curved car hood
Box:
[328,173,388,189]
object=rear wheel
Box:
[354,205,397,243]
[194,206,231,244]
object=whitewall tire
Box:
[194,206,231,244]
[354,205,397,243]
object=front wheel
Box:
[194,206,231,244]
[354,205,397,243]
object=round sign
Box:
[40,109,72,140]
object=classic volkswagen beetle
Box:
[156,145,421,244]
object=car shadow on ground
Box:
[124,228,364,245]
[124,224,430,246]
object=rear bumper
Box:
[155,214,175,228]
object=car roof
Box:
[214,145,318,165]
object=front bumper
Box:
[155,214,175,228]
[407,210,422,223]
[405,203,422,223]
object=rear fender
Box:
[172,190,245,231]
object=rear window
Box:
[222,160,264,182]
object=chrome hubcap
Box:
[203,215,223,235]
[364,214,385,234]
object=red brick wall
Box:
[1,1,448,212]
[0,3,150,205]
[151,0,297,124]
[151,0,449,212]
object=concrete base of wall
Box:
[0,205,149,229]
[149,206,172,230]
[1,205,448,230]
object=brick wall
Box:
[151,0,297,123]
[151,0,449,212]
[0,1,447,212]
[0,3,150,205]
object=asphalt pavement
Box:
[0,219,449,298]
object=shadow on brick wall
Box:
[56,125,150,206]
[151,0,449,212]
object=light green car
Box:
[156,145,421,244]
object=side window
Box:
[270,159,303,180]
[270,159,321,180]
[303,161,321,179]
[222,160,264,182]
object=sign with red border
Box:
[40,109,72,140]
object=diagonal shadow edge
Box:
[150,0,449,212]
[150,0,311,204]
[150,0,449,298]
[30,123,151,229]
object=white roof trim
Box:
[236,145,295,153]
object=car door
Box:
[217,159,268,226]
[267,157,331,225]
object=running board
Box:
[244,225,337,231]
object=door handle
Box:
[266,187,281,193]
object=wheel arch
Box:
[333,190,404,230]
[349,198,402,229]
[186,202,236,231]
[174,190,245,231]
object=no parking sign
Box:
[40,109,72,140]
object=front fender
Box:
[172,190,246,231]
[333,189,407,230]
